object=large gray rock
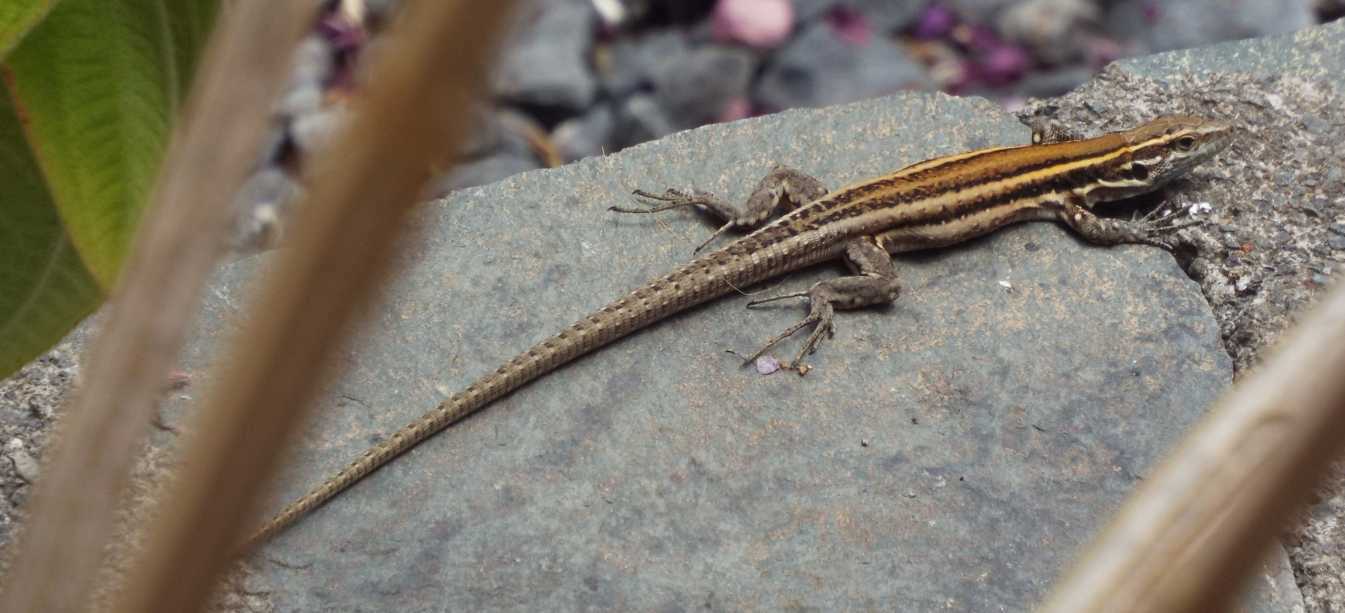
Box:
[176,92,1297,609]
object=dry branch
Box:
[110,1,519,611]
[0,4,318,612]
[1040,282,1345,612]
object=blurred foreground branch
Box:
[1041,282,1345,612]
[0,4,317,612]
[110,1,519,611]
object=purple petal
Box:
[825,6,871,45]
[911,3,958,40]
[978,44,1030,85]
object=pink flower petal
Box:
[713,0,794,48]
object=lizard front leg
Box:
[741,236,900,375]
[1056,198,1198,251]
[612,164,828,252]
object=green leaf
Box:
[3,0,219,289]
[0,0,57,61]
[0,83,101,379]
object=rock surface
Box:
[173,93,1299,610]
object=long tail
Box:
[238,243,781,552]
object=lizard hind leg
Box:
[742,237,900,375]
[612,164,829,253]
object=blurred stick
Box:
[110,1,518,612]
[1040,282,1345,612]
[0,3,317,612]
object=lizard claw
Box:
[1114,207,1204,252]
[611,188,707,214]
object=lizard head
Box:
[1084,115,1233,204]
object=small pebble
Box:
[276,84,324,117]
[8,446,39,483]
[755,355,781,375]
[290,107,349,154]
[289,36,334,88]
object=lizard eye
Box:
[1175,136,1196,151]
[1130,163,1150,181]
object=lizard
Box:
[242,115,1233,550]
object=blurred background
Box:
[232,0,1340,247]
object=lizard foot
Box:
[612,189,738,253]
[741,291,836,376]
[1118,206,1204,251]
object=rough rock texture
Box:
[1018,20,1345,611]
[166,94,1298,610]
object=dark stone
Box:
[458,104,504,159]
[596,30,691,99]
[793,0,925,32]
[1103,0,1315,54]
[613,93,677,148]
[230,168,303,252]
[655,45,757,128]
[1014,67,1095,99]
[552,103,616,162]
[754,20,930,112]
[637,0,716,25]
[941,0,1022,22]
[492,1,599,113]
[599,34,754,134]
[179,93,1292,610]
